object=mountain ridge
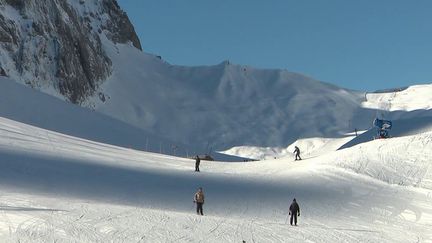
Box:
[0,0,140,103]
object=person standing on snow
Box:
[194,187,205,215]
[293,146,302,161]
[289,198,300,226]
[195,155,201,172]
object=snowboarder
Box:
[289,198,300,226]
[193,187,205,215]
[293,146,302,161]
[195,155,201,172]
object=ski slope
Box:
[89,41,372,153]
[0,116,431,242]
[363,84,432,112]
[0,76,186,155]
[221,134,359,160]
[222,83,432,160]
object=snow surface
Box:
[223,82,432,160]
[0,114,431,242]
[0,76,183,155]
[339,116,432,150]
[89,41,372,153]
[363,84,432,112]
[86,41,432,157]
[221,135,358,161]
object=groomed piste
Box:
[0,114,431,242]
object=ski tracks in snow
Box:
[0,193,429,242]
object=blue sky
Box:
[118,0,432,91]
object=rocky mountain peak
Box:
[0,0,141,104]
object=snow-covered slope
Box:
[339,116,432,150]
[89,43,374,153]
[363,84,432,112]
[86,41,432,154]
[0,76,180,154]
[337,87,432,150]
[0,114,431,242]
[222,134,358,160]
[223,83,432,159]
[2,0,431,155]
[331,132,432,189]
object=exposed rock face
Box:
[0,0,141,104]
[101,1,141,50]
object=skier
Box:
[293,146,302,161]
[289,198,300,226]
[193,187,205,215]
[195,155,201,172]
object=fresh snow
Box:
[221,135,359,160]
[363,85,432,112]
[90,41,371,153]
[0,114,431,242]
[88,41,432,157]
[223,83,432,160]
[0,77,182,155]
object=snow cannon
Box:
[373,118,392,139]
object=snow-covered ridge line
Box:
[89,42,432,154]
[363,84,432,112]
[91,43,372,152]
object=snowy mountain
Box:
[83,41,432,154]
[90,43,377,153]
[2,0,431,155]
[1,0,432,157]
[223,84,432,159]
[0,0,140,103]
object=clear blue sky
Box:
[118,0,432,91]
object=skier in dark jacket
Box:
[289,198,300,226]
[193,187,205,215]
[195,155,201,172]
[293,146,302,161]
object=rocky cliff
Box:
[0,0,141,104]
